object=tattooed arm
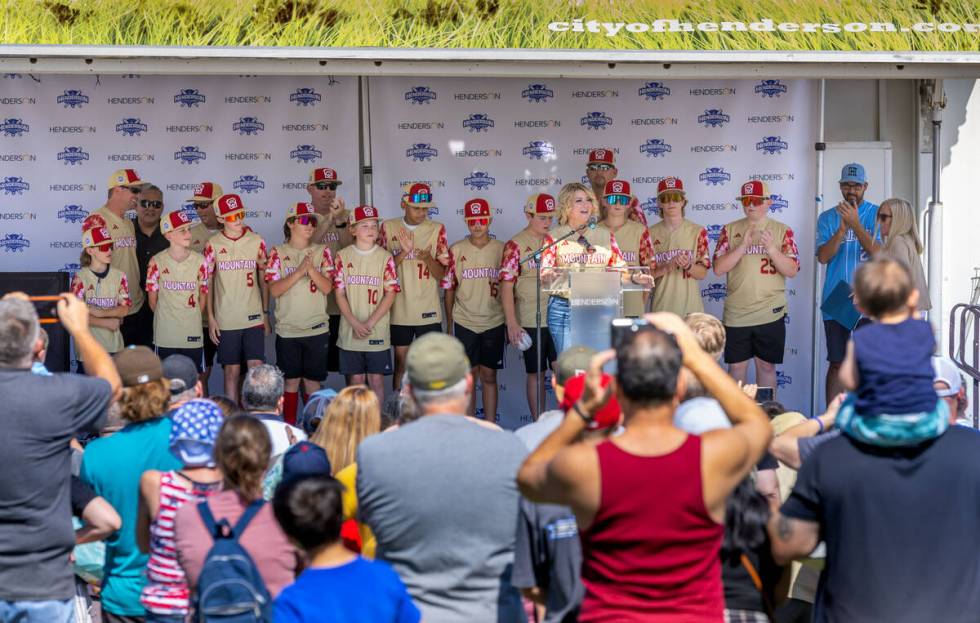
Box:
[767,507,820,565]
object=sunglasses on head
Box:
[588,163,614,171]
[740,196,766,207]
[314,182,339,191]
[467,218,489,227]
[606,195,630,206]
[140,200,163,209]
[223,211,245,223]
[409,192,432,204]
[291,215,318,227]
[126,186,142,195]
[93,243,113,253]
[659,192,684,204]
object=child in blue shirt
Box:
[837,256,948,445]
[272,474,420,623]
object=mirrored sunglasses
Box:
[292,215,318,227]
[659,192,684,204]
[467,217,489,227]
[606,195,630,206]
[588,163,614,171]
[314,182,339,191]
[94,243,113,253]
[740,196,766,207]
[409,192,432,204]
[140,200,163,209]
[223,211,245,223]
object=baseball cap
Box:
[559,373,621,431]
[107,168,147,190]
[299,388,337,435]
[839,162,867,184]
[603,179,631,197]
[309,167,342,185]
[287,202,317,221]
[402,182,434,208]
[214,194,245,219]
[169,399,223,467]
[350,205,380,226]
[114,345,163,387]
[524,193,557,215]
[737,180,770,199]
[555,345,596,387]
[658,177,686,196]
[161,210,194,235]
[82,226,113,249]
[187,181,223,203]
[587,148,615,165]
[162,354,199,395]
[464,198,491,220]
[281,441,332,485]
[406,333,470,390]
[932,356,963,397]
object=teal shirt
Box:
[80,416,181,616]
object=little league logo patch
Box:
[609,181,627,194]
[58,205,90,224]
[405,86,437,105]
[523,140,555,160]
[233,116,265,135]
[0,118,29,137]
[757,136,789,155]
[639,81,671,101]
[522,84,554,103]
[769,194,789,212]
[115,117,148,136]
[705,224,723,241]
[464,171,496,190]
[289,87,321,106]
[234,175,265,193]
[0,233,30,252]
[581,112,613,130]
[406,143,438,161]
[698,109,730,128]
[290,144,322,163]
[777,371,792,388]
[699,167,731,186]
[701,283,727,301]
[175,146,206,164]
[57,146,89,165]
[60,262,81,273]
[0,176,29,195]
[755,80,789,98]
[174,89,206,107]
[57,90,89,108]
[640,139,671,158]
[641,197,658,214]
[462,114,494,133]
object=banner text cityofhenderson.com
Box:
[547,19,980,37]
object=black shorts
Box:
[217,326,265,365]
[523,326,558,374]
[276,332,329,381]
[455,323,505,370]
[824,317,872,363]
[157,346,205,373]
[724,317,786,365]
[203,327,218,368]
[390,323,443,347]
[338,348,393,376]
[121,302,154,349]
[326,315,340,372]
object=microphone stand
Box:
[519,219,594,417]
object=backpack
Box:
[193,499,273,623]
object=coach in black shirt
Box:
[128,184,168,349]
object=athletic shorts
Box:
[217,326,265,366]
[326,315,341,372]
[276,332,329,381]
[824,317,872,363]
[390,323,443,347]
[338,348,393,376]
[157,346,205,373]
[203,328,218,368]
[724,316,786,365]
[522,326,558,374]
[455,323,505,370]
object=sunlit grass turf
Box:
[1,0,978,51]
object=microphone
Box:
[587,216,598,229]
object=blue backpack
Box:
[193,499,273,623]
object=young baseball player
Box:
[584,148,647,225]
[713,180,800,388]
[378,182,450,390]
[442,198,506,422]
[145,210,209,372]
[70,226,132,371]
[600,179,656,317]
[203,193,269,403]
[266,202,335,425]
[186,181,223,394]
[500,193,557,418]
[647,177,712,316]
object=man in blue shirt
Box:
[816,163,880,402]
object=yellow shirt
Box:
[648,219,711,317]
[335,463,376,559]
[145,250,208,348]
[443,237,505,333]
[379,218,450,326]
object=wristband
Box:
[814,417,825,434]
[571,400,594,424]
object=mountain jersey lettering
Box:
[145,251,208,348]
[333,245,400,352]
[83,207,144,314]
[648,219,711,317]
[70,267,131,355]
[499,230,550,328]
[203,230,268,331]
[540,224,626,300]
[443,238,505,333]
[265,243,333,338]
[378,218,450,326]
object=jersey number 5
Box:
[246,272,255,287]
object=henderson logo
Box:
[57,146,89,165]
[777,371,793,388]
[175,146,207,164]
[405,86,437,105]
[406,143,438,161]
[290,144,322,163]
[0,233,30,252]
[57,90,89,108]
[700,167,732,186]
[174,89,206,107]
[756,80,789,98]
[58,204,90,223]
[698,109,731,128]
[289,87,321,106]
[234,175,265,193]
[464,171,496,190]
[0,118,29,137]
[701,283,728,301]
[581,112,613,130]
[640,138,672,158]
[523,140,555,160]
[640,197,658,214]
[233,116,265,135]
[115,117,148,136]
[757,136,789,154]
[769,194,790,212]
[522,84,554,103]
[60,262,81,273]
[639,81,671,101]
[462,114,495,133]
[706,224,724,241]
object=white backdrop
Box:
[370,77,818,427]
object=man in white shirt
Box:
[241,364,306,458]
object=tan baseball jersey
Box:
[188,222,216,255]
[499,229,550,328]
[332,244,400,352]
[540,224,626,300]
[83,207,143,314]
[442,237,505,333]
[648,219,711,317]
[314,212,352,316]
[203,230,268,331]
[378,217,450,326]
[145,250,208,348]
[265,243,333,338]
[606,220,655,317]
[70,266,131,355]
[712,217,800,327]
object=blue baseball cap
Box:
[282,441,332,484]
[839,163,867,184]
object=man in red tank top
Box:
[518,313,772,623]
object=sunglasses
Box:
[291,215,318,227]
[588,163,614,171]
[93,243,113,253]
[126,186,142,195]
[140,200,163,209]
[314,182,339,191]
[877,213,892,221]
[467,218,489,227]
[193,201,212,210]
[606,195,630,206]
[659,192,684,204]
[223,211,245,223]
[409,192,432,204]
[740,196,766,207]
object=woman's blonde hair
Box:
[880,197,923,255]
[117,379,170,423]
[309,385,381,473]
[556,183,599,226]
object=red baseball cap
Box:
[738,180,770,199]
[587,148,615,165]
[187,181,223,203]
[160,210,193,235]
[214,194,245,219]
[82,226,113,248]
[463,198,491,220]
[309,168,342,185]
[603,179,631,197]
[287,202,317,221]
[524,193,557,215]
[657,177,686,196]
[402,182,434,207]
[350,205,380,226]
[559,373,621,431]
